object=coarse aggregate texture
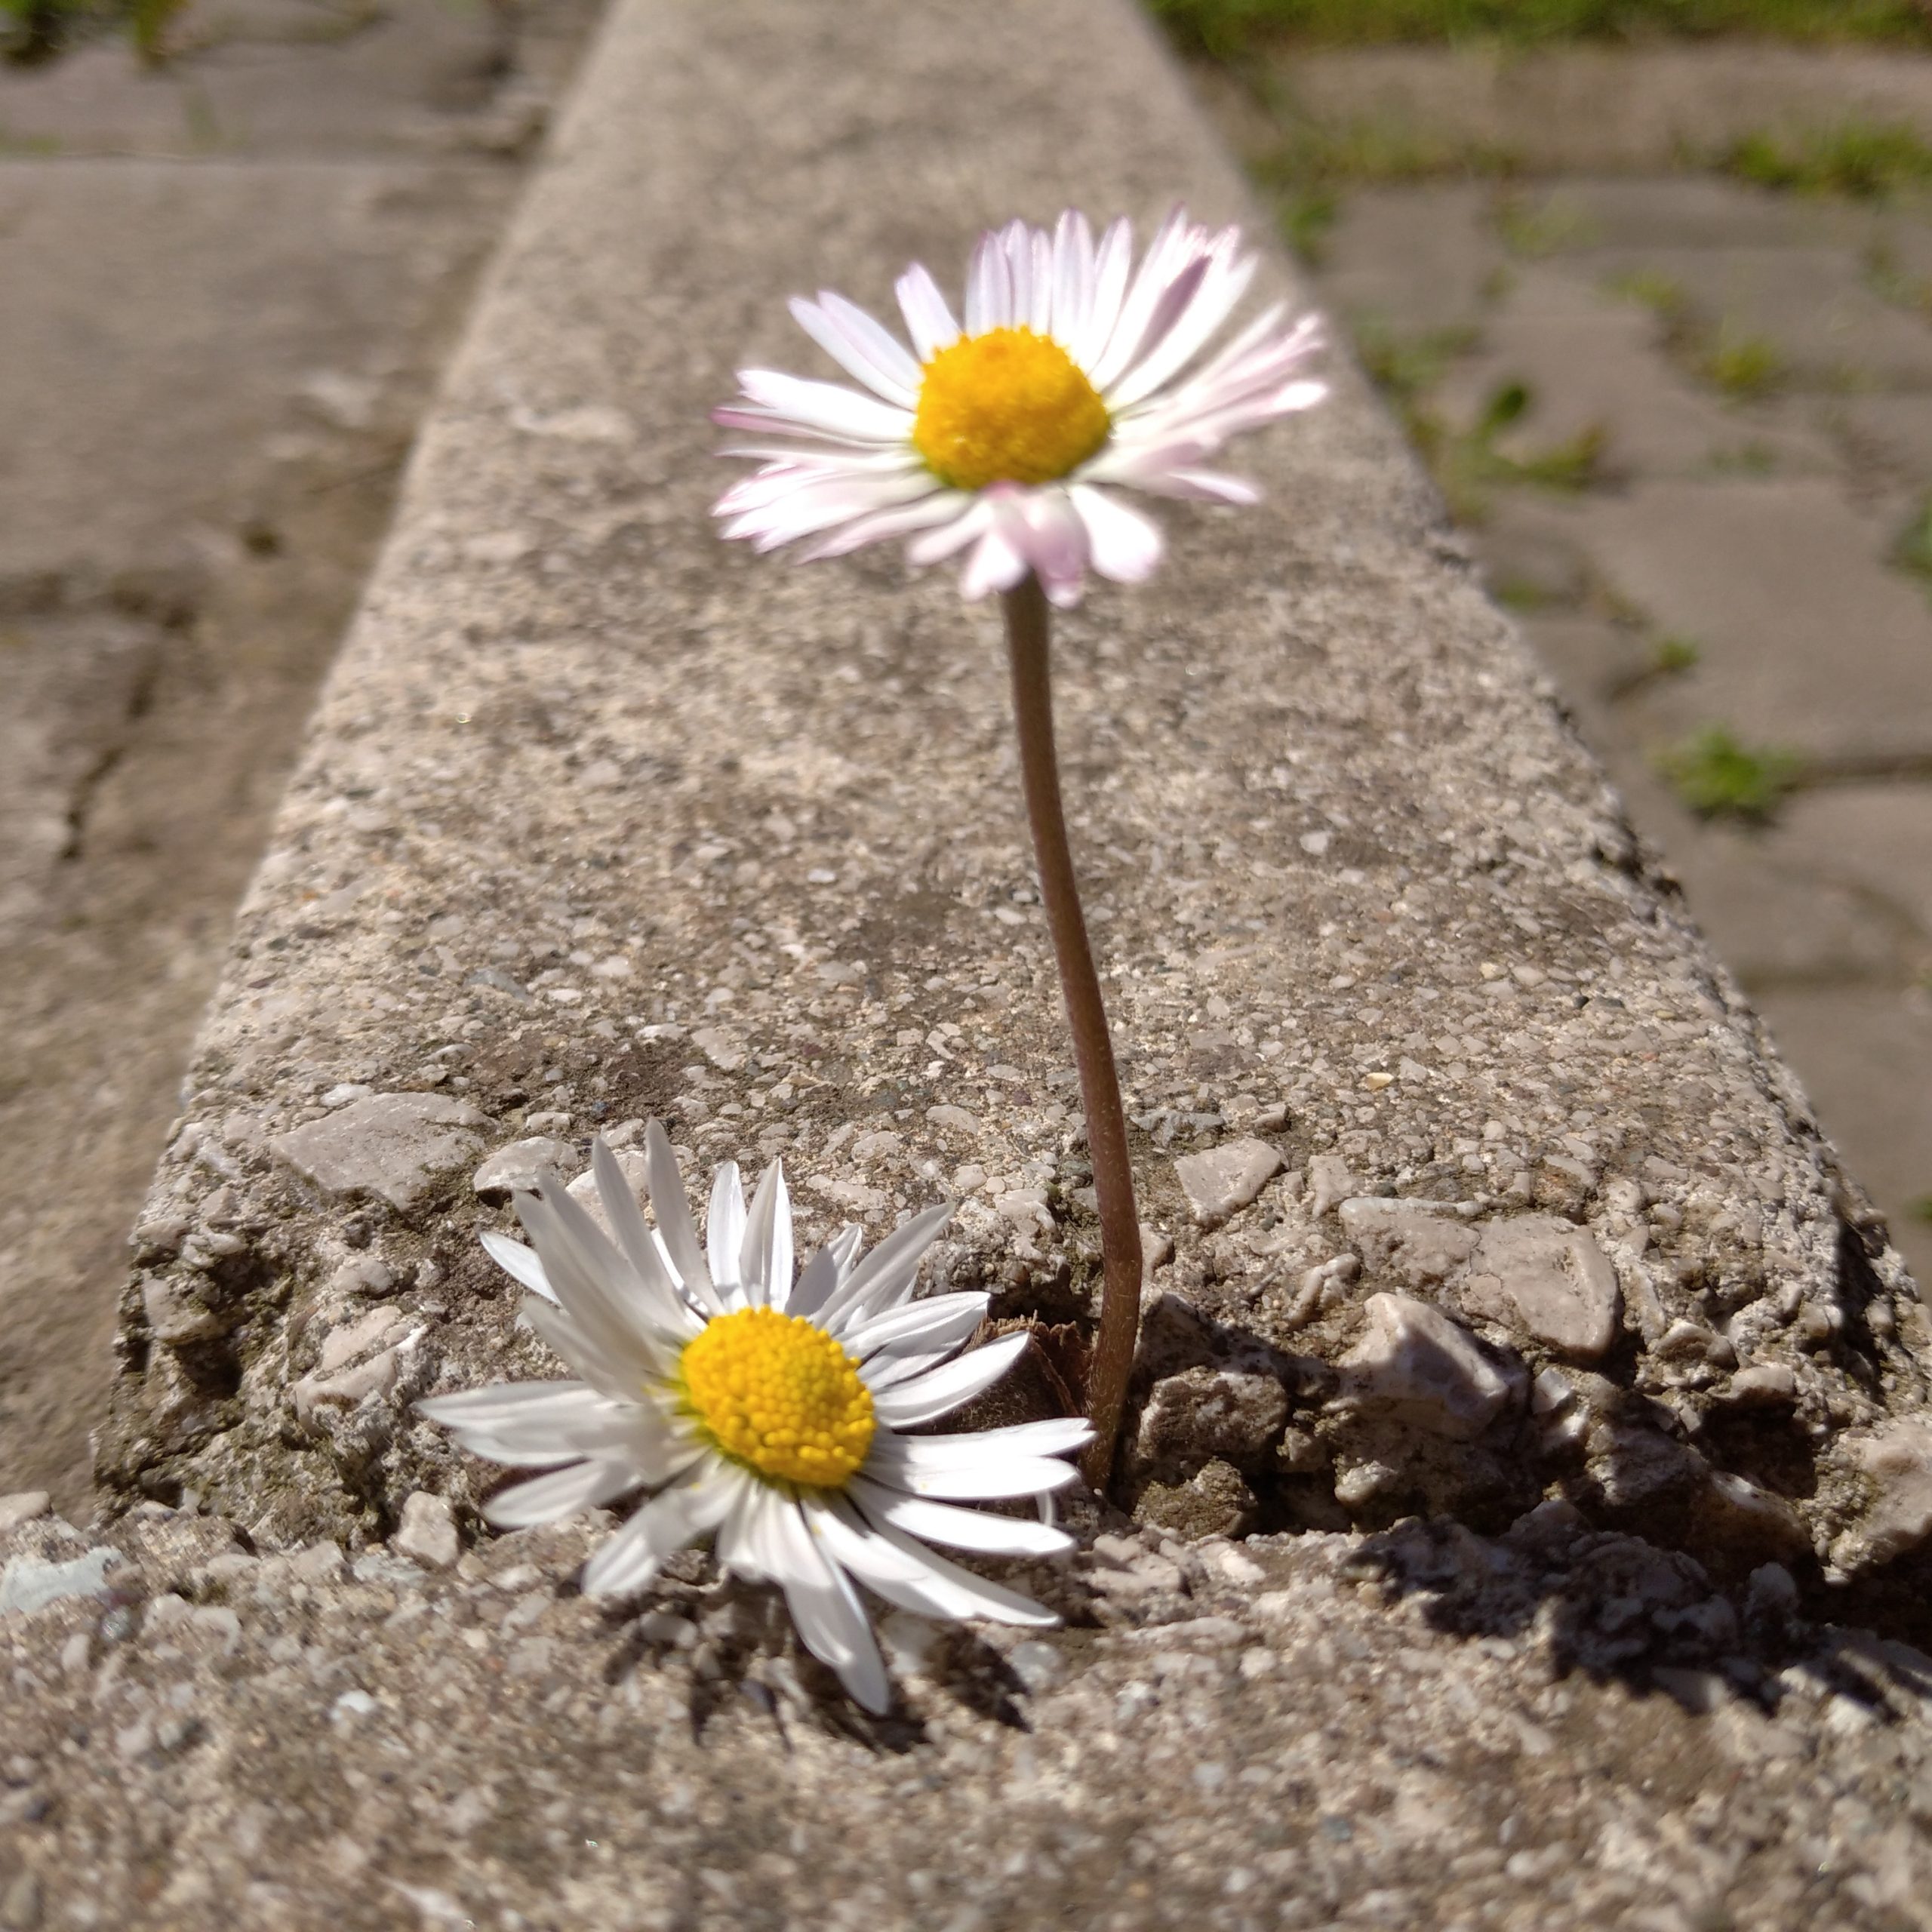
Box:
[14,0,1932,1913]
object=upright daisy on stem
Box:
[421,1124,1088,1715]
[714,209,1325,1485]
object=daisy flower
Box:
[712,207,1325,608]
[420,1123,1088,1714]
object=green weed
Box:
[1657,726,1802,820]
[1497,193,1598,259]
[1279,188,1340,265]
[1651,635,1702,675]
[1352,339,1605,519]
[1894,498,1932,583]
[1725,122,1932,198]
[1146,0,1932,60]
[1703,330,1783,397]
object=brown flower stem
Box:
[1000,573,1141,1492]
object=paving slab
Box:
[1580,477,1932,764]
[1755,983,1932,1287]
[1505,174,1882,254]
[1777,781,1932,956]
[1311,181,1503,336]
[1267,45,1932,174]
[0,0,600,158]
[1432,259,1834,481]
[1579,243,1932,391]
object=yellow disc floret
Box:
[912,327,1110,491]
[678,1306,875,1491]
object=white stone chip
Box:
[1458,1217,1621,1361]
[394,1491,460,1571]
[1174,1137,1284,1229]
[1338,1293,1524,1441]
[273,1091,488,1211]
[0,1491,53,1536]
[473,1136,579,1200]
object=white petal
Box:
[735,369,913,444]
[582,1463,742,1598]
[896,261,961,360]
[814,1202,953,1330]
[868,1332,1029,1427]
[841,1289,989,1360]
[706,1161,746,1300]
[739,1158,793,1309]
[518,1295,648,1400]
[482,1457,640,1528]
[888,1415,1094,1463]
[808,1494,1059,1627]
[850,1478,1074,1557]
[785,1243,845,1321]
[906,494,995,566]
[591,1139,701,1337]
[420,1381,666,1467]
[514,1186,671,1377]
[863,1435,1087,1502]
[788,292,921,406]
[481,1229,555,1304]
[1067,483,1164,584]
[644,1120,720,1314]
[768,1497,891,1713]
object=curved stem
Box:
[1001,574,1141,1491]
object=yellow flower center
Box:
[912,327,1111,491]
[678,1306,875,1491]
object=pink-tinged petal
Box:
[906,495,996,566]
[710,403,904,450]
[1028,226,1054,335]
[795,490,970,563]
[1050,209,1094,347]
[1092,252,1210,396]
[734,369,913,443]
[1000,220,1034,331]
[964,229,1013,335]
[1068,216,1134,372]
[787,294,921,407]
[1068,483,1165,584]
[1017,490,1091,608]
[1105,238,1257,409]
[1088,205,1198,389]
[958,519,1030,601]
[896,263,961,359]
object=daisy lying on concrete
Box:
[420,1123,1087,1713]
